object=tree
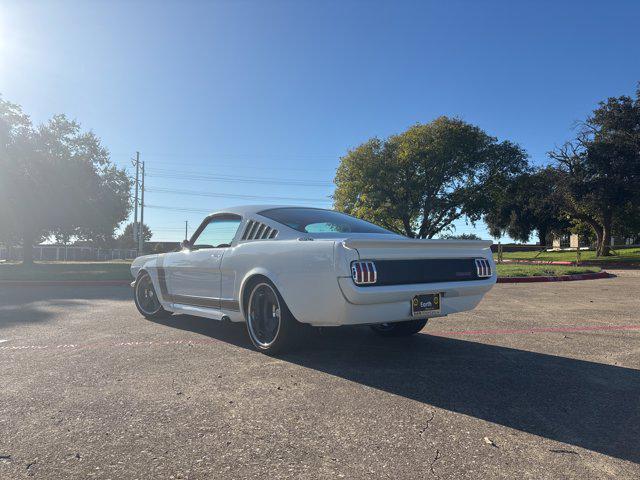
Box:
[0,96,131,264]
[568,220,596,246]
[333,116,528,238]
[484,167,570,245]
[549,85,640,256]
[439,232,482,240]
[116,223,152,249]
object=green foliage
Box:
[484,167,570,245]
[550,84,640,255]
[116,223,152,249]
[0,96,131,262]
[0,261,132,281]
[568,220,596,245]
[333,116,528,238]
[497,246,640,264]
[495,264,600,278]
[439,232,482,240]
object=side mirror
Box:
[180,239,191,250]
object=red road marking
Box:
[429,324,640,337]
[0,325,638,352]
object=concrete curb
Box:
[497,271,614,283]
[0,280,131,287]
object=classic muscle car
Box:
[131,206,496,353]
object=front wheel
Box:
[244,280,299,354]
[370,318,428,337]
[133,271,170,319]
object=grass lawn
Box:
[0,261,133,281]
[0,259,602,281]
[495,264,601,278]
[496,246,640,264]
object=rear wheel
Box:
[371,318,428,337]
[134,271,169,319]
[244,279,298,354]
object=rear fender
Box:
[236,241,344,325]
[238,267,286,317]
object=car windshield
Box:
[258,207,394,234]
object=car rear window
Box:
[258,207,394,234]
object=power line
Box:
[146,169,332,187]
[145,186,332,203]
[145,204,219,214]
[113,151,340,162]
[145,173,332,187]
[113,159,337,174]
[146,173,332,187]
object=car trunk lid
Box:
[340,237,494,286]
[342,237,492,261]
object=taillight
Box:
[475,258,492,278]
[351,261,377,285]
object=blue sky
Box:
[1,0,639,241]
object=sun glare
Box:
[0,7,5,55]
[0,5,12,72]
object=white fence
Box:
[0,245,138,262]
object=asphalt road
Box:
[1,271,639,479]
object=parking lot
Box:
[1,271,639,479]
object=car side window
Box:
[304,222,346,233]
[192,217,241,249]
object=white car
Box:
[131,206,496,353]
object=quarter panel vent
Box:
[242,220,278,241]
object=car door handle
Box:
[211,253,222,258]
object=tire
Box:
[133,271,170,319]
[244,278,299,354]
[370,318,428,337]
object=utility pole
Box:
[185,220,188,240]
[132,152,140,247]
[139,161,145,254]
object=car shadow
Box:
[151,314,640,464]
[0,286,131,328]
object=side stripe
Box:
[157,254,171,300]
[220,299,241,311]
